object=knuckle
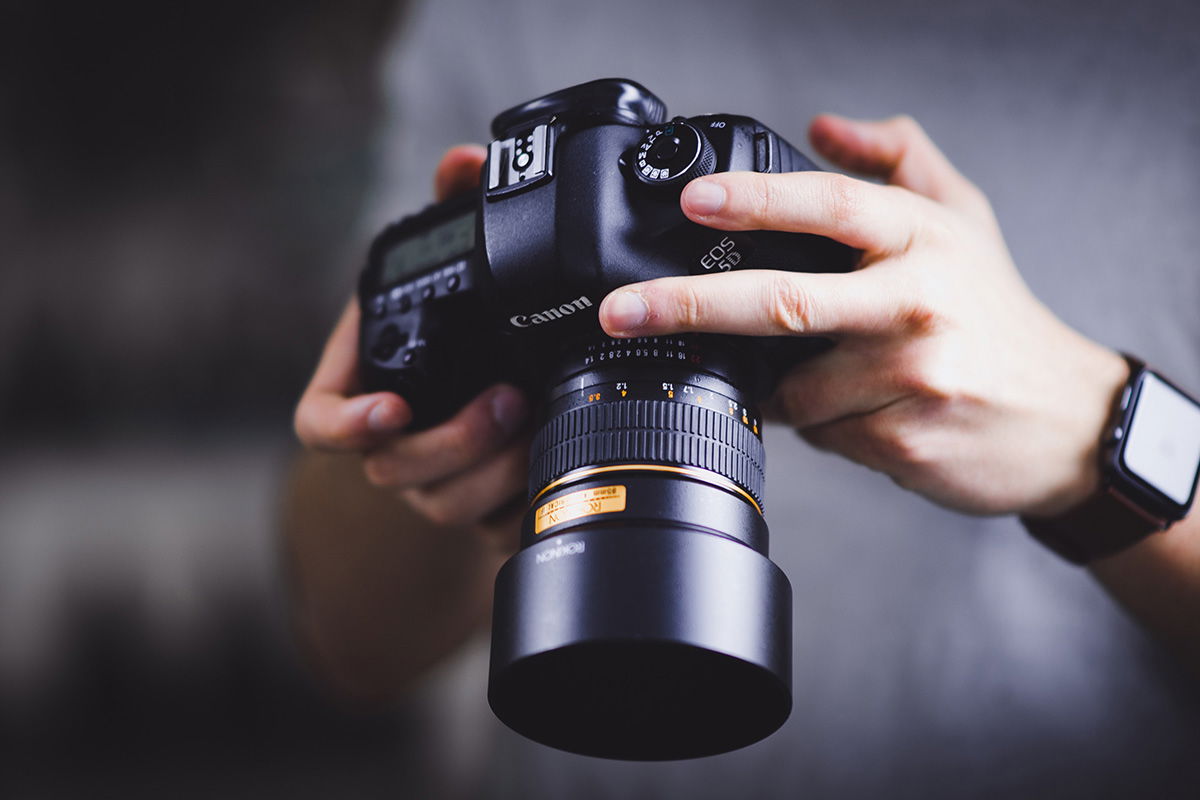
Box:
[798,424,836,452]
[825,174,863,231]
[744,174,782,226]
[293,399,339,450]
[443,415,492,462]
[895,349,943,397]
[863,415,928,469]
[766,275,817,334]
[361,453,396,489]
[960,183,998,224]
[919,215,955,247]
[898,302,939,336]
[420,499,459,527]
[671,282,707,329]
[883,185,930,250]
[406,489,470,528]
[892,272,945,335]
[889,114,924,140]
[292,403,315,447]
[895,343,966,410]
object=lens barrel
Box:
[488,335,792,760]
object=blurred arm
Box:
[281,450,506,701]
[281,145,525,701]
[1090,514,1200,675]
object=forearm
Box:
[280,450,503,702]
[1089,511,1200,675]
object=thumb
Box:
[293,300,413,451]
[809,114,987,214]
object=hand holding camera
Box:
[342,79,872,758]
[293,145,532,551]
[293,80,1194,759]
[599,112,1130,519]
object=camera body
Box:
[358,79,857,761]
[359,78,855,428]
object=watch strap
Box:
[1020,354,1167,565]
[1022,484,1166,565]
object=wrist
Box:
[1023,340,1130,517]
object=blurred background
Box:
[2,0,1198,797]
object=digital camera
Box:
[358,78,857,760]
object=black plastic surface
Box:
[489,526,792,760]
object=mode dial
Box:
[632,121,716,189]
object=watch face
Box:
[1121,372,1200,507]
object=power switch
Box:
[753,132,774,173]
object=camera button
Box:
[371,325,406,362]
[421,285,436,302]
[397,294,413,313]
[649,136,680,164]
[402,350,417,366]
[369,294,387,317]
[446,274,461,292]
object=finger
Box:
[680,170,925,254]
[434,144,488,202]
[800,414,893,472]
[772,345,909,430]
[799,408,929,486]
[362,384,529,490]
[402,439,529,528]
[599,268,925,339]
[808,114,989,215]
[294,300,412,451]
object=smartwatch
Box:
[1022,356,1200,564]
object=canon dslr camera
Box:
[358,78,857,760]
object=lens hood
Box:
[488,525,792,761]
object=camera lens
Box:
[488,334,792,760]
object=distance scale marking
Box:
[572,378,760,437]
[582,337,698,367]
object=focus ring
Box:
[530,399,765,508]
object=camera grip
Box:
[359,322,509,432]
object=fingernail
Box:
[367,398,405,432]
[682,180,726,216]
[491,386,528,436]
[602,289,649,334]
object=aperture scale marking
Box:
[575,378,759,437]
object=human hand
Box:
[598,114,1128,517]
[293,145,531,548]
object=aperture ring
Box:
[529,399,766,508]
